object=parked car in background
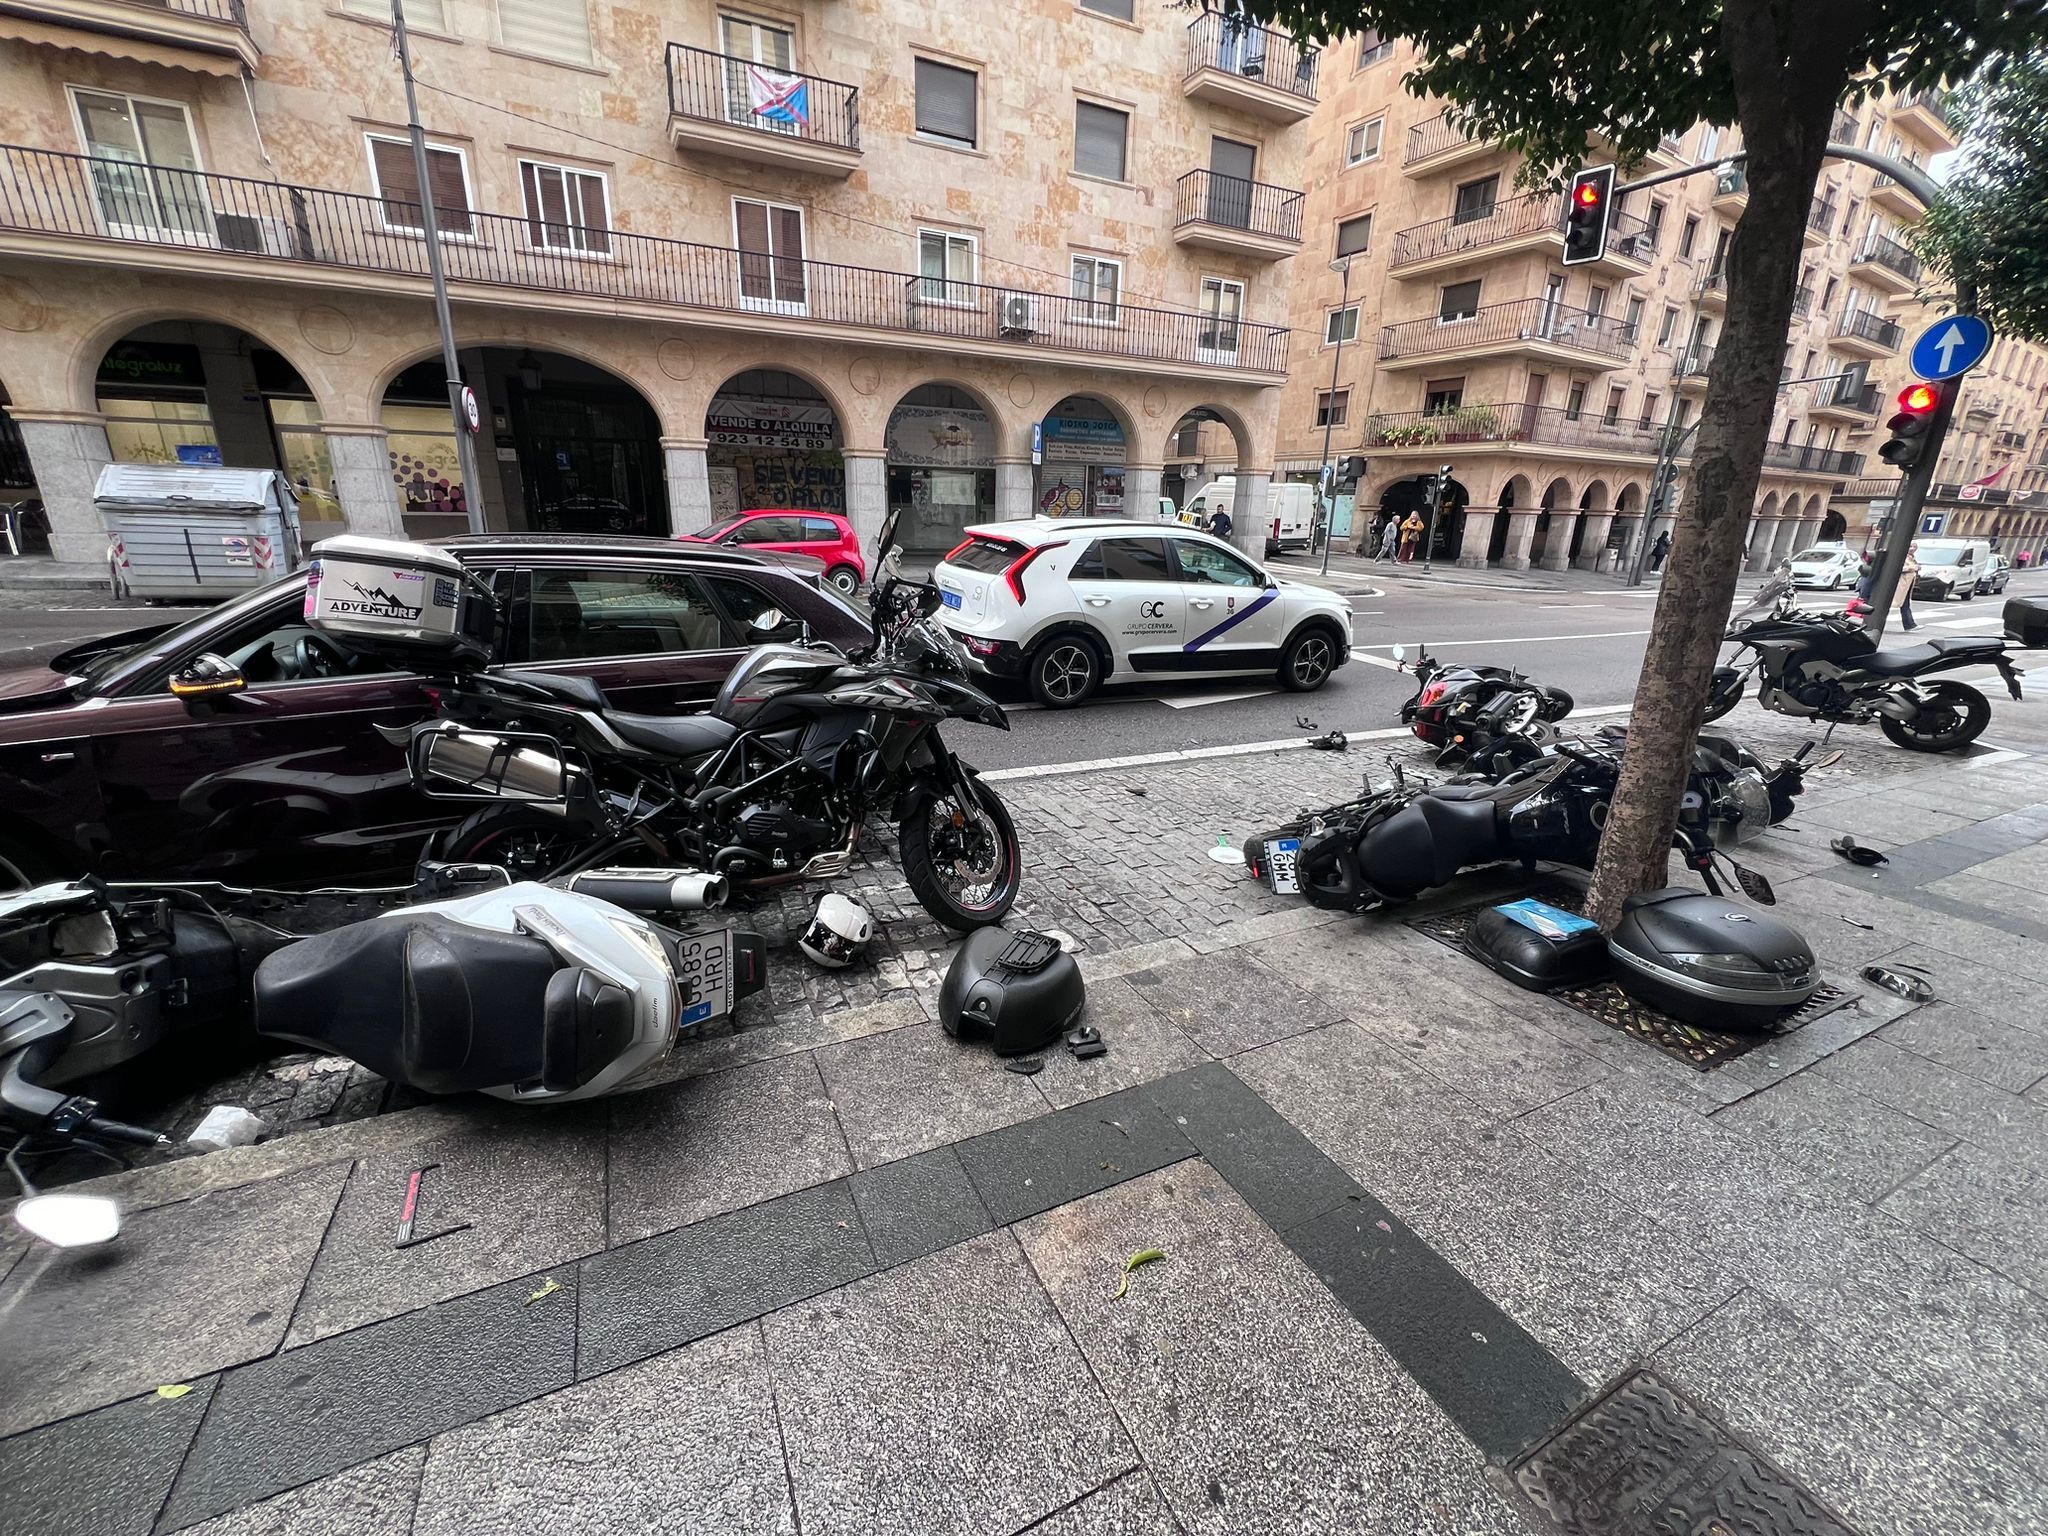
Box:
[1787,544,1857,590]
[1912,538,1993,602]
[1977,552,2013,596]
[680,509,866,596]
[934,517,1352,707]
[0,535,871,888]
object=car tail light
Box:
[1273,517,1281,538]
[943,537,975,562]
[961,634,1001,656]
[1002,541,1065,605]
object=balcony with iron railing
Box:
[1182,13,1318,122]
[1893,87,1956,146]
[1360,401,1669,460]
[1172,170,1303,259]
[1850,232,1923,291]
[1693,268,1729,309]
[1870,170,1924,220]
[1674,345,1715,390]
[1763,440,1864,476]
[1830,109,1860,145]
[665,42,860,176]
[1833,308,1904,355]
[4,0,256,68]
[1805,195,1836,245]
[1388,190,1557,275]
[1402,111,1496,174]
[1378,297,1636,369]
[0,145,1288,376]
[1810,380,1882,420]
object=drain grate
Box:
[1513,1370,1861,1536]
[1406,885,1853,1072]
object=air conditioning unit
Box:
[1614,232,1654,260]
[998,292,1040,336]
[214,212,299,258]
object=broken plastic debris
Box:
[1374,1220,1392,1234]
[186,1105,265,1153]
[1471,1330,1489,1345]
[156,1384,193,1399]
[1207,838,1245,866]
[1112,1248,1168,1300]
[525,1278,563,1307]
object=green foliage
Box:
[1915,51,2048,342]
[1225,2,2046,185]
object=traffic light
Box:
[1340,455,1369,483]
[1879,380,1946,470]
[1562,165,1615,265]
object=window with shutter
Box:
[1344,117,1383,166]
[1438,280,1481,321]
[1335,214,1371,256]
[497,0,592,63]
[367,135,472,236]
[733,197,807,312]
[342,0,445,28]
[1074,101,1128,181]
[521,160,610,254]
[914,58,978,147]
[1078,0,1134,19]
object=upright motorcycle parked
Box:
[1702,571,2026,751]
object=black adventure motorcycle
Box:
[1246,730,1823,913]
[412,551,1022,931]
[1397,645,1575,767]
[1702,571,2024,751]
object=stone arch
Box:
[1578,479,1611,513]
[368,333,700,441]
[1497,473,1532,511]
[882,378,1011,553]
[1539,475,1574,510]
[1615,482,1643,513]
[1035,391,1140,519]
[1159,399,1256,470]
[68,305,333,420]
[889,375,1018,453]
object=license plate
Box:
[941,589,963,609]
[673,927,734,1029]
[1268,837,1301,895]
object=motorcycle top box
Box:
[2005,595,2048,650]
[938,927,1084,1056]
[305,534,494,666]
[1606,888,1819,1030]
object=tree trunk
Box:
[1582,0,1868,929]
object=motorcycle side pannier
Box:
[2004,595,2048,649]
[1464,898,1606,991]
[305,535,494,666]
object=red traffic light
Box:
[1899,382,1939,412]
[1574,182,1603,208]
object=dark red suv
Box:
[680,510,866,597]
[0,535,869,887]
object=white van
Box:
[1911,537,1993,602]
[1181,477,1316,555]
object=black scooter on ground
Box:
[1703,571,2025,751]
[1397,645,1574,767]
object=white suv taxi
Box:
[933,518,1353,707]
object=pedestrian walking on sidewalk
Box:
[1398,511,1423,563]
[1375,517,1398,562]
[1895,544,1921,631]
[1855,548,1875,600]
[1208,506,1233,543]
[1649,530,1671,571]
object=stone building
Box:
[0,0,1321,569]
[1270,35,2048,569]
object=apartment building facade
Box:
[0,0,1317,566]
[1271,37,2048,569]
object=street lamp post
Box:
[1318,255,1353,576]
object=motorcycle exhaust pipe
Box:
[563,868,729,912]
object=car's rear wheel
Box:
[1279,627,1338,692]
[824,565,861,597]
[1028,635,1101,708]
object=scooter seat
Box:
[1858,637,2004,676]
[1355,794,1506,897]
[253,916,634,1095]
[603,711,740,759]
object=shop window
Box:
[99,396,216,466]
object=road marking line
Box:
[1355,653,1404,670]
[1358,628,1652,650]
[985,703,1633,781]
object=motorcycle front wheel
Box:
[899,781,1022,931]
[1701,669,1745,723]
[1880,682,1991,753]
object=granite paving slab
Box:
[1876,1000,2048,1094]
[0,1162,346,1437]
[412,1324,793,1536]
[1815,1035,2048,1169]
[814,1021,1052,1169]
[954,1082,1196,1227]
[179,1448,424,1536]
[637,995,925,1089]
[0,1378,214,1536]
[766,1229,1132,1536]
[286,1114,605,1346]
[1120,949,1344,1056]
[607,1052,853,1244]
[1878,1140,2048,1297]
[1137,1059,1358,1233]
[1710,1068,1959,1204]
[1028,975,1209,1111]
[1023,1471,1181,1536]
[846,1146,994,1270]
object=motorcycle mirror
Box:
[14,1193,121,1248]
[1391,644,1407,663]
[880,546,906,583]
[1729,859,1777,906]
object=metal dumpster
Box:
[96,464,304,601]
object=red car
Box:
[682,510,866,597]
[0,535,871,888]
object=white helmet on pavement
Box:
[799,892,874,969]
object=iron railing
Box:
[1764,441,1864,476]
[1404,111,1482,165]
[1836,309,1904,350]
[1807,195,1836,237]
[665,42,860,153]
[1173,170,1303,243]
[1830,109,1860,144]
[1361,402,1668,458]
[1675,345,1715,378]
[1183,13,1318,100]
[1379,297,1636,365]
[1853,232,1922,283]
[0,145,1288,372]
[1815,380,1882,415]
[1694,269,1728,301]
[91,0,247,24]
[1388,190,1557,269]
[1791,285,1814,318]
[1897,88,1950,128]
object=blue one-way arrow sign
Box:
[1911,314,1992,382]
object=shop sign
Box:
[1042,412,1126,464]
[98,341,205,389]
[708,396,838,450]
[886,404,993,467]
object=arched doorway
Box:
[1489,475,1527,563]
[1037,394,1129,517]
[1163,404,1248,524]
[1375,473,1468,561]
[885,382,996,554]
[0,377,49,556]
[1571,480,1609,563]
[704,368,841,534]
[1530,477,1572,566]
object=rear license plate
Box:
[1268,837,1301,894]
[941,589,963,609]
[673,927,734,1029]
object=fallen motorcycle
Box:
[1245,730,1820,914]
[1396,644,1574,768]
[1703,570,2025,751]
[1,864,766,1243]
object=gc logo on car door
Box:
[1140,601,1165,618]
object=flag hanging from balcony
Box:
[749,66,811,126]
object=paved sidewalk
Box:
[4,695,2048,1535]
